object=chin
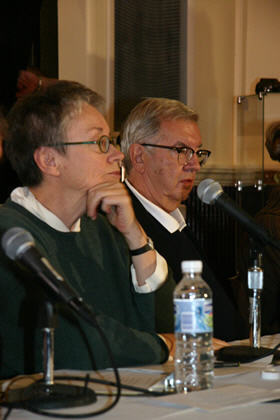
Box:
[107,174,121,182]
[180,190,191,202]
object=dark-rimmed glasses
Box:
[53,135,117,153]
[141,143,211,166]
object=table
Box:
[1,334,280,419]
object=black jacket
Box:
[129,189,248,341]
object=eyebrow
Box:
[84,126,111,138]
[175,141,203,148]
[86,126,104,134]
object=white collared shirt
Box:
[11,187,80,232]
[125,180,187,233]
[10,187,167,293]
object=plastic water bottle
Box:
[173,260,214,392]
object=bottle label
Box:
[174,299,213,333]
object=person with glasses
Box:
[121,97,248,341]
[0,82,183,379]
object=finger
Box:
[213,338,229,351]
[87,192,120,218]
[86,182,132,226]
[101,200,115,215]
[87,196,103,219]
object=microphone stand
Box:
[42,300,56,387]
[6,300,97,409]
[248,249,263,348]
[197,180,280,362]
[216,241,274,363]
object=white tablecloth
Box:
[1,334,280,420]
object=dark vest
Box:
[129,189,249,341]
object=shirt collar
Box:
[10,187,81,232]
[125,180,186,233]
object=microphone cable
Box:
[1,310,122,419]
[0,227,172,418]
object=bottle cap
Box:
[181,260,203,273]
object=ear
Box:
[33,146,60,176]
[129,143,146,173]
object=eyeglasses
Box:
[141,143,211,166]
[53,135,117,153]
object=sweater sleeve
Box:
[0,204,170,378]
[0,248,169,378]
[71,311,170,369]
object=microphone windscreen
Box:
[197,178,223,204]
[2,227,34,260]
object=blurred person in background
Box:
[252,120,280,334]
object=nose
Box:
[107,144,124,164]
[183,153,201,171]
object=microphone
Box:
[1,227,99,409]
[197,178,280,251]
[1,227,84,306]
[197,179,277,362]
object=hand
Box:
[17,70,40,98]
[86,181,157,286]
[160,333,176,359]
[86,181,136,234]
[213,337,229,352]
[86,181,147,249]
[16,70,57,99]
[160,334,228,359]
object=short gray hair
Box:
[5,81,104,186]
[120,97,198,172]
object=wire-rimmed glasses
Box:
[53,135,117,153]
[141,143,211,166]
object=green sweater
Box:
[0,200,169,379]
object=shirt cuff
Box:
[131,251,168,294]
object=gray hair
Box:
[5,81,105,186]
[120,97,198,172]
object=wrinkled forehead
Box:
[62,100,106,128]
[64,102,109,139]
[157,119,202,146]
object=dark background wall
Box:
[114,0,186,131]
[0,0,58,115]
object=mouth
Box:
[180,178,194,185]
[109,171,121,177]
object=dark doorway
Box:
[0,0,58,114]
